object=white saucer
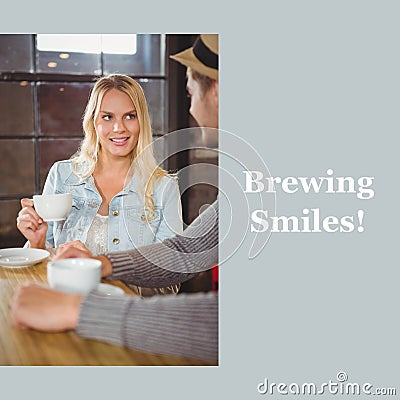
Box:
[95,283,125,296]
[0,248,50,268]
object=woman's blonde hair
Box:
[72,74,167,219]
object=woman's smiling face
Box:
[95,88,140,159]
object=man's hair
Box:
[189,68,216,96]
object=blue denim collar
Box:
[65,168,139,194]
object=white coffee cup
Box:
[33,193,72,222]
[47,258,102,295]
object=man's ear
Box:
[209,80,218,112]
[212,80,219,101]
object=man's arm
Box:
[106,200,218,288]
[77,291,218,361]
[11,283,218,362]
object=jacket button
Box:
[113,238,120,245]
[112,210,119,216]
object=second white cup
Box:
[47,258,102,295]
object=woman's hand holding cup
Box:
[16,198,48,249]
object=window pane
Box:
[104,34,164,76]
[0,82,34,136]
[39,139,82,190]
[0,200,26,247]
[0,34,34,73]
[0,139,35,196]
[101,34,137,55]
[37,34,102,75]
[38,82,91,136]
[139,79,166,135]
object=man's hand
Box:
[11,283,82,332]
[58,240,93,257]
[55,244,113,277]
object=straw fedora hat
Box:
[170,34,218,81]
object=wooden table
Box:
[0,260,214,366]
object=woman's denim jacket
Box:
[42,160,183,252]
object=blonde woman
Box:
[17,74,183,296]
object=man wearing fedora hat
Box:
[171,35,218,128]
[11,34,220,363]
[171,34,218,129]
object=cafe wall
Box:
[0,34,218,256]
